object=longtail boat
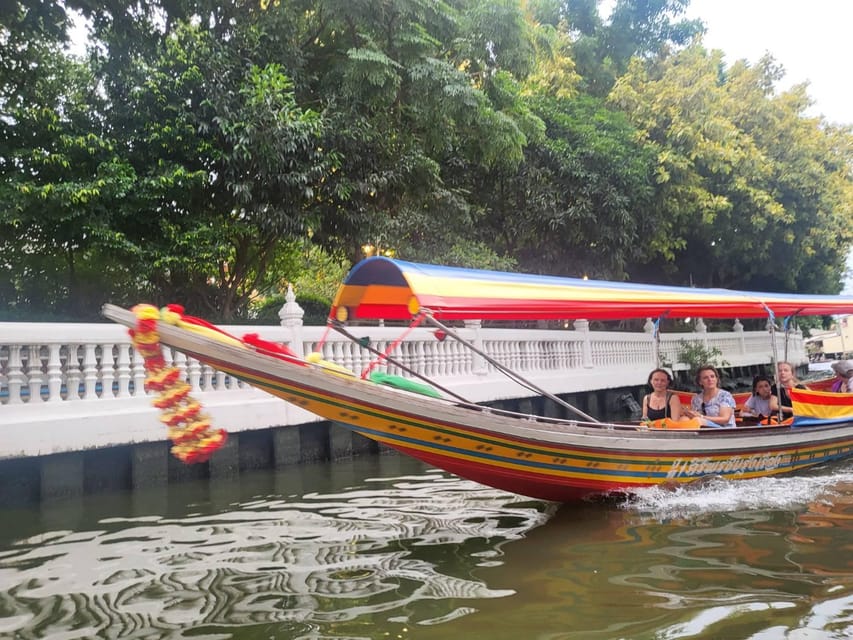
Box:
[102,258,853,502]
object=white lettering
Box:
[666,453,790,479]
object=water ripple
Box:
[0,463,553,639]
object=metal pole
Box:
[329,323,473,404]
[764,307,785,422]
[424,315,601,424]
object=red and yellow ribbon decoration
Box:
[130,304,228,464]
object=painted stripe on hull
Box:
[385,445,846,502]
[189,354,853,500]
[232,363,853,464]
[99,304,853,502]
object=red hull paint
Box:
[392,444,630,502]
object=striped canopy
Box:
[329,257,853,322]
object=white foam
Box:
[621,461,853,519]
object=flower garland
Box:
[130,304,227,464]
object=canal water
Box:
[1,453,852,639]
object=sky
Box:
[683,0,852,126]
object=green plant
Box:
[675,340,730,380]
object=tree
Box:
[0,4,141,318]
[564,0,704,96]
[609,44,853,293]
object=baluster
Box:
[415,340,426,376]
[332,341,346,371]
[130,344,147,397]
[446,340,456,376]
[464,341,474,375]
[115,343,131,397]
[66,344,82,401]
[442,340,453,376]
[187,355,202,392]
[46,344,63,402]
[433,341,443,377]
[433,340,444,377]
[343,341,356,373]
[353,340,364,374]
[100,343,116,399]
[361,340,376,374]
[27,345,44,403]
[81,343,98,400]
[215,367,227,391]
[6,345,24,404]
[405,342,417,376]
[172,350,191,387]
[374,340,388,375]
[456,341,468,376]
[201,361,214,391]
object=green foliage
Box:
[610,45,853,293]
[2,0,852,323]
[565,0,704,96]
[660,340,730,382]
[459,93,659,278]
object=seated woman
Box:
[682,365,736,428]
[741,375,773,418]
[831,360,853,393]
[770,361,806,417]
[641,368,682,422]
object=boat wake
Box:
[620,460,853,519]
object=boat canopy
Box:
[329,257,853,322]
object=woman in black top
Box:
[642,368,683,421]
[770,361,805,416]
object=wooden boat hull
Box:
[103,306,853,502]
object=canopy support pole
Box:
[653,313,668,368]
[424,315,601,424]
[329,322,473,405]
[763,304,785,422]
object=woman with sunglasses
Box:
[682,364,736,428]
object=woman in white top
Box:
[682,365,736,428]
[742,375,773,418]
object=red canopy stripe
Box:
[329,258,853,322]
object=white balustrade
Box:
[0,317,808,458]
